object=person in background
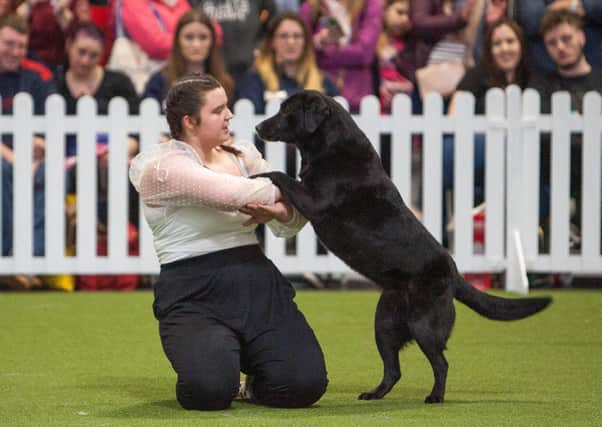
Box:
[55,21,140,290]
[236,10,337,114]
[528,9,602,260]
[0,0,16,17]
[129,73,327,410]
[516,0,602,74]
[16,0,90,71]
[0,13,55,287]
[189,0,278,81]
[375,0,413,113]
[110,0,190,92]
[275,0,299,11]
[442,17,530,238]
[142,8,233,107]
[299,0,383,113]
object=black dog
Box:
[253,90,551,404]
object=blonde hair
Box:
[255,11,324,93]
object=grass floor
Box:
[0,289,600,427]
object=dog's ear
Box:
[304,94,330,134]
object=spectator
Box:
[16,0,89,71]
[375,0,413,113]
[443,18,530,233]
[236,10,337,114]
[55,21,140,290]
[528,9,602,253]
[142,9,233,107]
[0,0,16,17]
[516,0,602,74]
[108,0,190,93]
[394,0,479,107]
[189,0,278,81]
[0,13,55,286]
[299,0,383,113]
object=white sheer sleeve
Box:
[235,140,307,237]
[129,141,276,211]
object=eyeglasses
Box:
[274,32,304,41]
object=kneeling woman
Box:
[129,74,327,410]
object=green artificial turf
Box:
[0,289,600,426]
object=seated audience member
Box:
[109,0,190,93]
[299,0,383,113]
[528,9,602,252]
[376,0,413,113]
[0,0,15,17]
[443,18,530,233]
[0,13,55,287]
[236,10,337,114]
[516,0,602,74]
[142,9,233,107]
[16,0,90,71]
[189,0,278,81]
[55,21,140,290]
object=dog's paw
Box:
[424,394,444,404]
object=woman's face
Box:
[385,0,411,37]
[490,24,521,74]
[190,86,232,147]
[178,21,212,66]
[271,19,305,65]
[67,33,103,77]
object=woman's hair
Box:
[376,0,409,56]
[307,0,365,25]
[165,73,222,140]
[66,21,104,46]
[481,18,530,88]
[255,11,324,92]
[163,9,234,100]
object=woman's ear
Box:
[182,114,198,133]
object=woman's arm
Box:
[137,153,277,210]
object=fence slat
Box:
[44,95,67,267]
[581,92,602,269]
[422,93,444,242]
[550,92,572,264]
[75,96,98,268]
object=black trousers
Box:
[154,245,328,410]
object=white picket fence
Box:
[0,86,600,293]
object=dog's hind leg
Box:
[409,292,455,404]
[358,289,412,400]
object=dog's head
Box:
[255,90,332,149]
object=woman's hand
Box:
[239,201,293,226]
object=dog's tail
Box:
[454,278,552,321]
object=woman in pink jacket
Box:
[299,0,383,113]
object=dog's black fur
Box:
[253,90,552,404]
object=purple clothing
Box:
[299,0,383,112]
[395,0,468,82]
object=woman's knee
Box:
[253,367,328,408]
[176,372,238,411]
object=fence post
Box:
[13,94,34,268]
[422,93,444,242]
[505,86,529,294]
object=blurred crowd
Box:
[0,0,600,290]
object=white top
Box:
[129,139,306,264]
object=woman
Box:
[299,0,383,112]
[129,74,328,411]
[235,11,337,114]
[56,22,140,290]
[443,18,529,233]
[142,9,233,105]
